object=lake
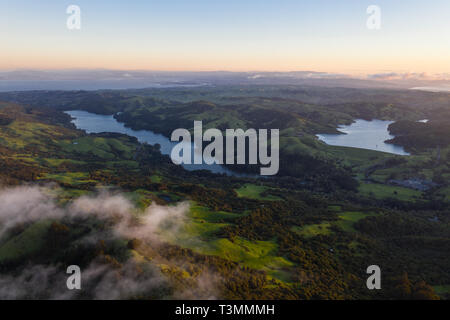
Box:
[410,86,450,93]
[65,110,249,176]
[316,119,410,155]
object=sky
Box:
[1,0,450,75]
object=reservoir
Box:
[65,110,249,176]
[316,119,410,156]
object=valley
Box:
[0,85,448,300]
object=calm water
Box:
[66,110,248,176]
[410,86,450,93]
[317,119,410,155]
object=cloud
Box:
[78,259,168,300]
[0,186,189,241]
[368,72,450,81]
[0,186,63,237]
[0,260,168,300]
[0,264,65,300]
[0,185,219,300]
[174,270,220,300]
[68,191,190,241]
[247,71,351,80]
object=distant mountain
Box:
[1,69,449,92]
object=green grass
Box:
[0,220,53,262]
[160,204,293,280]
[205,237,293,270]
[2,121,60,150]
[190,205,241,222]
[59,136,135,160]
[150,174,163,183]
[40,172,96,185]
[326,145,390,169]
[348,241,361,250]
[293,211,377,236]
[235,184,282,201]
[122,189,154,209]
[433,285,450,297]
[56,188,89,204]
[336,211,376,232]
[171,204,241,241]
[358,182,422,202]
[328,205,342,212]
[280,136,315,157]
[269,269,293,283]
[292,223,333,238]
[41,158,86,168]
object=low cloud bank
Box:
[0,186,62,236]
[0,185,217,300]
[69,192,189,241]
[367,72,450,81]
[0,186,188,240]
[0,260,167,300]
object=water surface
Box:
[410,86,450,93]
[66,110,248,176]
[317,119,409,155]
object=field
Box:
[358,182,423,202]
[292,223,332,238]
[292,211,376,237]
[433,285,450,298]
[336,211,377,232]
[159,204,294,281]
[0,220,53,262]
[235,184,282,201]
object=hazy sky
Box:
[1,0,449,74]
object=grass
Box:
[235,184,282,201]
[348,241,361,250]
[0,220,53,262]
[40,172,96,185]
[173,204,241,240]
[292,223,332,238]
[123,189,154,209]
[433,285,450,297]
[58,136,135,160]
[336,211,376,232]
[292,211,377,237]
[326,145,390,170]
[160,204,293,281]
[328,205,342,212]
[205,237,293,270]
[150,174,163,183]
[42,158,86,167]
[0,118,142,191]
[56,188,89,205]
[358,182,422,202]
[2,121,63,151]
